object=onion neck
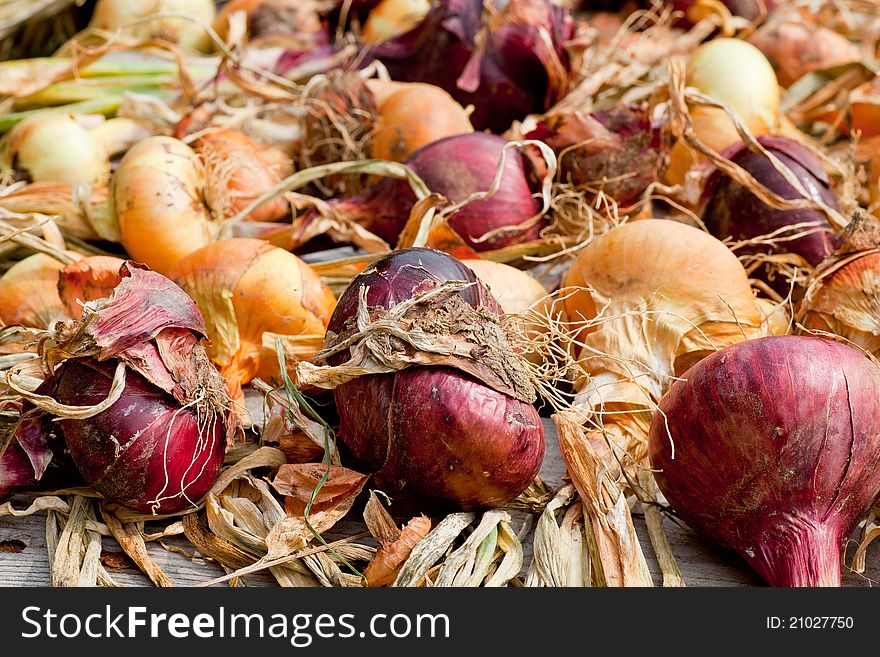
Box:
[745,519,843,587]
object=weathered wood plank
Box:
[2,417,878,586]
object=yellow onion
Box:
[112,136,209,276]
[213,0,326,48]
[57,256,126,319]
[0,254,73,329]
[169,238,337,401]
[362,0,432,45]
[89,0,216,53]
[370,82,473,162]
[800,216,880,356]
[562,219,777,466]
[193,128,289,223]
[747,18,860,88]
[2,114,109,186]
[666,38,780,185]
[112,132,286,275]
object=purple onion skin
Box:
[54,360,226,514]
[0,443,36,501]
[703,136,840,295]
[336,133,545,251]
[368,0,572,133]
[328,247,545,512]
[649,336,880,587]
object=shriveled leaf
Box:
[555,414,653,587]
[362,492,431,587]
[101,504,173,587]
[272,463,368,518]
[393,512,476,587]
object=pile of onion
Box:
[665,38,780,185]
[111,131,288,275]
[305,247,545,511]
[702,135,840,298]
[649,335,880,586]
[293,132,546,251]
[561,219,780,467]
[366,0,574,133]
[170,238,337,402]
[12,261,236,514]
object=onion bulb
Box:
[747,18,860,88]
[665,0,776,27]
[89,0,216,53]
[0,442,36,501]
[649,335,880,586]
[800,214,880,356]
[170,238,336,401]
[15,262,235,514]
[666,38,780,185]
[1,114,109,186]
[562,220,775,466]
[310,132,545,251]
[213,0,327,48]
[369,82,474,162]
[112,133,286,275]
[703,135,840,297]
[0,254,73,329]
[362,0,432,44]
[324,247,544,511]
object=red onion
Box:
[315,132,546,251]
[0,443,36,501]
[325,247,545,511]
[13,262,235,514]
[54,360,226,514]
[703,135,840,296]
[526,103,665,207]
[365,0,573,133]
[649,335,880,587]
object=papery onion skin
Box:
[328,132,545,251]
[649,335,880,587]
[665,0,776,27]
[747,18,860,88]
[57,256,125,319]
[703,135,840,296]
[526,104,664,207]
[327,248,544,512]
[54,360,226,514]
[214,0,328,48]
[194,128,289,222]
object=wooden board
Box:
[2,417,878,587]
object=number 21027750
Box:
[766,617,854,629]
